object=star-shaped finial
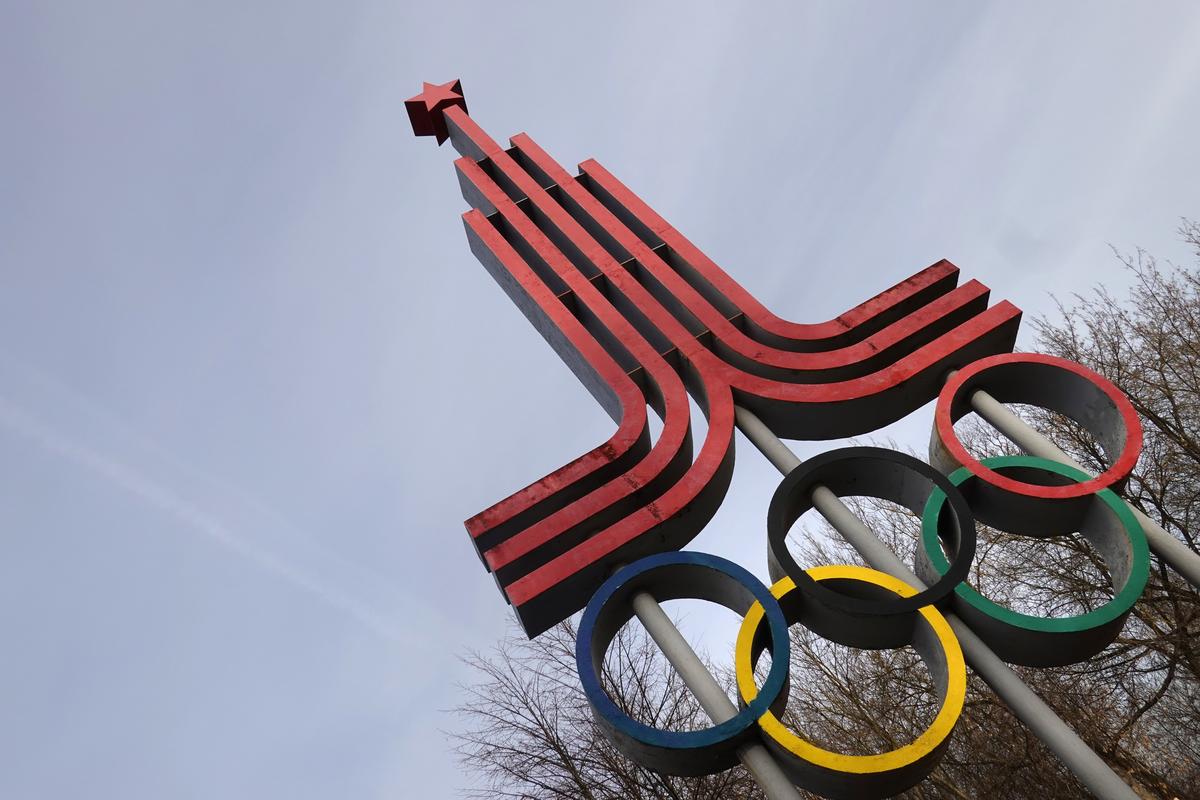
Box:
[406,79,468,145]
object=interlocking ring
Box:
[932,353,1142,534]
[918,455,1150,666]
[579,363,1148,795]
[768,447,977,623]
[575,551,791,776]
[736,566,966,800]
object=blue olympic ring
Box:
[575,551,791,776]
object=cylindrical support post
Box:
[734,405,1141,800]
[969,388,1200,589]
[630,591,803,800]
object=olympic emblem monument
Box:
[407,79,1200,799]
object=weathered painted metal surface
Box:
[409,79,1020,636]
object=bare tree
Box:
[452,224,1200,799]
[452,618,762,799]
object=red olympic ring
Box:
[932,353,1142,533]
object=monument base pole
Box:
[968,387,1200,589]
[630,591,804,800]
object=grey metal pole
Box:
[733,404,1141,800]
[968,387,1200,590]
[629,591,804,800]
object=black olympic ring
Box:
[767,447,977,622]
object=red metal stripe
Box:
[460,211,651,556]
[435,102,1022,635]
[513,133,990,379]
[579,157,963,351]
[445,108,740,635]
[455,158,695,584]
[491,128,1022,439]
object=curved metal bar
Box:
[919,455,1150,666]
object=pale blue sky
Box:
[2,2,1199,797]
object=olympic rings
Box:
[918,455,1150,667]
[575,551,791,776]
[575,356,1149,794]
[932,353,1142,534]
[768,447,976,620]
[736,566,966,800]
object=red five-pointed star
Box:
[406,79,468,145]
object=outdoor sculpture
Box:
[408,79,1189,799]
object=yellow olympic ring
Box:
[736,565,966,797]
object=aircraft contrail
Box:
[0,393,427,646]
